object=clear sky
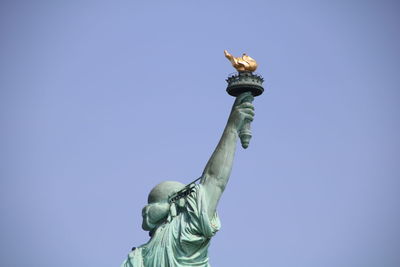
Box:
[1,1,399,266]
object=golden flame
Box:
[224,50,258,72]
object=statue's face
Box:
[141,181,185,231]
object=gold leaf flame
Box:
[224,50,258,72]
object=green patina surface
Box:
[121,184,220,267]
[121,74,263,266]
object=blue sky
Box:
[1,1,399,266]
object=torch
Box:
[224,50,264,149]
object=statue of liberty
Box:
[121,51,263,267]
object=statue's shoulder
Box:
[121,246,144,267]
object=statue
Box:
[121,51,264,267]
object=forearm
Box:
[200,95,254,217]
[201,123,238,190]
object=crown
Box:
[168,177,201,203]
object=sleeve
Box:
[184,184,221,238]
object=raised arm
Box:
[200,92,255,218]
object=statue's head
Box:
[142,181,185,232]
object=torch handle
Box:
[238,91,255,149]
